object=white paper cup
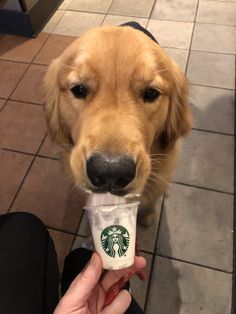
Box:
[84,199,139,270]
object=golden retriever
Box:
[44,24,192,226]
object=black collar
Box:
[121,21,159,45]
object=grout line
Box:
[191,127,234,137]
[40,9,67,38]
[149,16,236,28]
[190,83,235,92]
[202,0,236,3]
[47,226,77,236]
[0,99,7,113]
[1,148,36,157]
[140,248,155,256]
[101,13,108,25]
[37,154,59,161]
[31,9,68,65]
[100,0,116,25]
[32,61,56,66]
[0,59,31,65]
[65,9,151,20]
[76,233,87,239]
[162,46,189,51]
[2,98,44,107]
[70,210,86,251]
[31,34,56,64]
[7,134,48,213]
[65,9,107,15]
[155,253,233,275]
[190,50,236,56]
[143,195,165,313]
[0,63,31,112]
[190,49,236,57]
[185,0,200,75]
[173,181,234,195]
[194,20,236,27]
[188,82,235,91]
[148,0,158,19]
[1,147,59,161]
[230,55,236,314]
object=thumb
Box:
[56,253,103,311]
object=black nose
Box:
[86,154,136,191]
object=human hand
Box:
[54,252,146,314]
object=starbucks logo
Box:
[101,225,130,258]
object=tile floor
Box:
[0,0,235,313]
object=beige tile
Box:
[69,0,113,13]
[192,23,236,54]
[175,130,234,193]
[11,64,47,104]
[0,60,28,98]
[151,0,198,22]
[12,157,85,233]
[38,135,62,159]
[43,10,65,34]
[147,20,193,49]
[103,15,148,27]
[213,0,236,2]
[0,150,32,213]
[197,1,236,26]
[53,11,105,36]
[34,34,77,65]
[157,184,233,271]
[109,0,155,17]
[59,0,73,9]
[49,228,75,273]
[130,252,152,310]
[0,33,48,63]
[146,256,232,314]
[0,98,6,110]
[0,101,47,153]
[190,85,234,134]
[164,48,188,73]
[187,51,235,89]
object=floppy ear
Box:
[161,61,192,149]
[44,59,72,149]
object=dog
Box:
[44,23,192,226]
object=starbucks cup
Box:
[84,193,140,270]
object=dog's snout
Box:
[86,154,136,191]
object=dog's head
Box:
[44,25,191,196]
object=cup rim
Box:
[84,201,140,211]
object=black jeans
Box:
[0,212,143,314]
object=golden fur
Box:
[44,25,192,226]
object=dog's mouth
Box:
[86,186,132,197]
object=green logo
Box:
[101,225,130,258]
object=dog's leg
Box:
[138,176,168,227]
[138,188,161,227]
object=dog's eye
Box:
[71,85,88,99]
[143,88,160,103]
